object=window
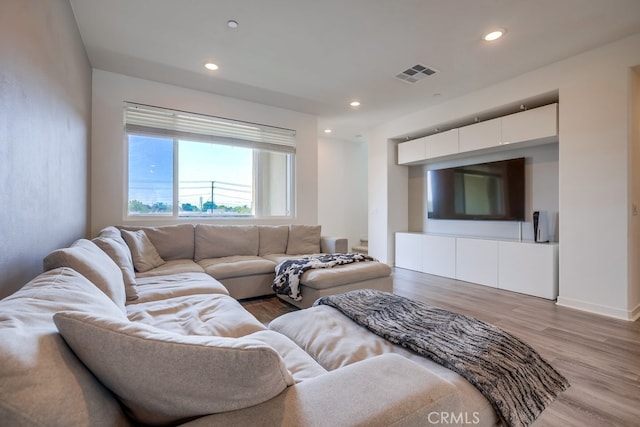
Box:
[125,103,295,218]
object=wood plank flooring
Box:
[241,267,640,427]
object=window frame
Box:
[123,103,296,220]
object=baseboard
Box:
[556,296,638,321]
[630,303,640,322]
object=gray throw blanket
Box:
[272,253,375,300]
[314,289,570,427]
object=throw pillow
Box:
[53,311,294,426]
[286,225,321,255]
[92,236,139,301]
[120,229,165,273]
[43,239,127,313]
[119,224,195,260]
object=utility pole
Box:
[210,181,214,213]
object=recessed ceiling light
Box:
[350,101,361,107]
[324,129,332,133]
[227,20,239,29]
[204,62,219,71]
[484,29,505,41]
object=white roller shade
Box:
[125,103,296,153]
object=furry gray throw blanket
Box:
[272,253,375,300]
[315,289,569,427]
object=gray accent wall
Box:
[0,0,92,298]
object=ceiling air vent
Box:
[394,64,438,83]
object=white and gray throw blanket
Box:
[314,289,570,427]
[272,253,376,300]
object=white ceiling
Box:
[69,0,640,142]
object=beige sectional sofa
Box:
[0,224,486,426]
[117,223,393,307]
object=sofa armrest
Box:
[183,354,461,427]
[320,236,348,254]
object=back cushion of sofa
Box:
[43,239,127,313]
[93,228,138,301]
[195,225,259,261]
[258,225,290,255]
[53,310,294,426]
[0,268,131,426]
[286,225,322,255]
[120,224,195,260]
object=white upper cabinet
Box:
[398,128,459,165]
[397,137,426,165]
[396,103,559,164]
[425,129,459,159]
[458,117,501,153]
[501,103,558,145]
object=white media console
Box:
[395,232,559,300]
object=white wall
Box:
[369,32,640,320]
[90,70,318,235]
[0,0,92,298]
[629,66,640,319]
[317,137,368,249]
[367,133,406,263]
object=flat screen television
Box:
[427,157,525,221]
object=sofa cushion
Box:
[0,268,131,426]
[127,293,265,337]
[245,330,328,383]
[287,225,321,255]
[269,305,498,425]
[258,225,290,255]
[53,311,294,426]
[121,229,166,273]
[301,261,392,290]
[195,225,259,261]
[120,224,196,260]
[198,255,277,280]
[129,272,229,305]
[93,235,139,301]
[134,259,205,278]
[43,239,127,313]
[262,253,314,264]
[98,225,124,240]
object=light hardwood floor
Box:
[241,267,640,427]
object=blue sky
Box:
[128,135,252,207]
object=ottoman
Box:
[276,261,393,309]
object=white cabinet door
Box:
[455,238,498,287]
[425,129,459,159]
[397,138,426,164]
[501,103,558,145]
[498,241,559,299]
[422,235,456,278]
[458,117,501,153]
[395,233,423,272]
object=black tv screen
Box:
[427,158,525,221]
